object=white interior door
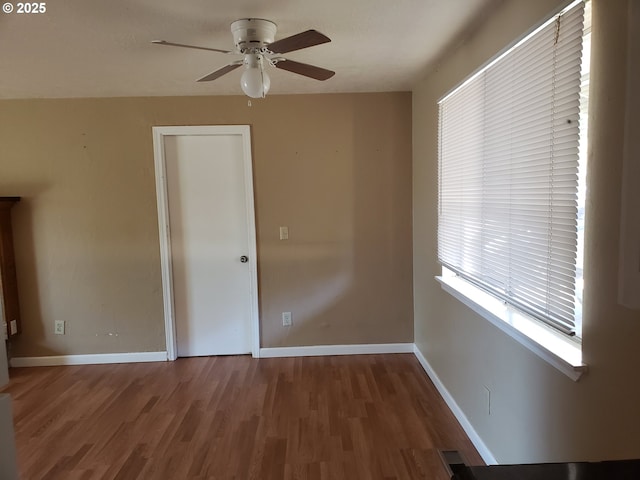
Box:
[155,126,258,358]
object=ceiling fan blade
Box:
[274,59,335,81]
[197,63,242,82]
[152,40,231,54]
[267,30,331,54]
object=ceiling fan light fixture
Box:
[231,18,277,52]
[240,55,270,98]
[153,19,335,98]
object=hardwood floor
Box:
[2,354,483,479]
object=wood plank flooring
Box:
[2,354,483,479]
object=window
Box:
[438,1,590,340]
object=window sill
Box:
[436,275,587,381]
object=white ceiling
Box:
[0,0,496,99]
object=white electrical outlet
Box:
[279,226,289,240]
[54,320,65,335]
[10,320,17,335]
[282,312,292,327]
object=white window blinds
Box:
[438,1,586,335]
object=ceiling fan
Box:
[152,18,335,98]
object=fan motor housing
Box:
[231,18,277,52]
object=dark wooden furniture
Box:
[0,197,21,338]
[440,450,640,480]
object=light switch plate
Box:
[279,226,289,240]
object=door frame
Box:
[152,125,260,360]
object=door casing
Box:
[152,125,260,360]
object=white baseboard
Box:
[413,344,497,465]
[259,343,414,358]
[10,351,167,367]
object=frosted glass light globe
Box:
[241,67,271,98]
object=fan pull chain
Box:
[248,99,252,107]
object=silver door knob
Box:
[240,256,248,263]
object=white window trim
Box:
[436,272,587,381]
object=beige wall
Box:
[413,0,640,464]
[0,93,413,357]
